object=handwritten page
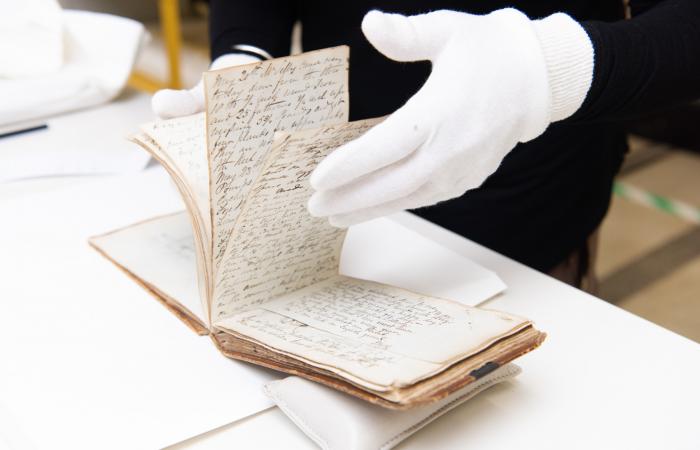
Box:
[263,277,530,365]
[133,119,214,316]
[218,275,529,389]
[140,113,210,236]
[203,46,349,271]
[211,119,380,321]
[216,307,441,390]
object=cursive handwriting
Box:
[203,46,350,269]
[211,119,380,320]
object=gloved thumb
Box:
[151,82,204,119]
[361,10,451,62]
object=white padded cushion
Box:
[264,364,521,450]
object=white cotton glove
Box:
[308,9,594,227]
[151,53,261,119]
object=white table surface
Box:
[2,99,699,450]
[0,90,152,183]
[173,212,700,450]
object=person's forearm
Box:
[209,0,296,60]
[573,0,700,121]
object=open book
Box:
[90,46,545,409]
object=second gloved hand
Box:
[308,8,594,227]
[151,52,261,119]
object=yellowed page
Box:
[140,114,209,236]
[216,306,441,391]
[211,119,379,321]
[89,212,207,333]
[216,276,530,390]
[262,276,531,366]
[130,130,212,321]
[211,117,531,390]
[203,46,349,276]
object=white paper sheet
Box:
[342,214,506,306]
[0,400,33,450]
[0,90,152,182]
[0,168,276,450]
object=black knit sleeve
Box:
[572,0,700,122]
[209,0,297,60]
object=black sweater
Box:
[208,0,700,272]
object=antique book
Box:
[90,46,545,409]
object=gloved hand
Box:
[151,52,261,119]
[308,9,594,227]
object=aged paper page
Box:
[89,212,206,331]
[216,307,441,390]
[131,127,212,318]
[140,114,209,233]
[211,119,380,321]
[263,276,530,365]
[203,46,349,273]
[217,275,529,389]
[139,116,212,275]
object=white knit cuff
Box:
[532,13,594,122]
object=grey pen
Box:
[0,123,49,139]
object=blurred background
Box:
[57,0,700,342]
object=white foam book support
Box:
[264,365,522,450]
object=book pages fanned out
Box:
[89,46,545,409]
[203,46,350,292]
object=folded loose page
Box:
[342,215,506,306]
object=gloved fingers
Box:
[309,152,435,217]
[327,183,438,228]
[361,10,454,62]
[310,110,426,191]
[151,53,260,120]
[151,82,204,119]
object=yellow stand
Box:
[128,0,183,93]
